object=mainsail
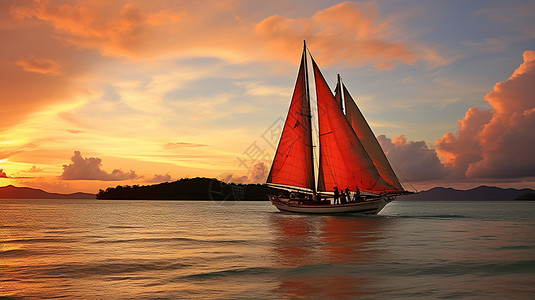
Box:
[312,58,398,194]
[266,46,315,191]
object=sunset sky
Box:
[1,0,534,194]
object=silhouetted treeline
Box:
[96,177,287,201]
[515,193,535,200]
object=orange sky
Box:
[1,1,534,193]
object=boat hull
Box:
[270,195,393,215]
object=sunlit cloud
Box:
[437,51,535,179]
[11,0,184,57]
[250,161,268,182]
[0,167,36,180]
[255,2,445,68]
[10,0,251,61]
[66,129,84,134]
[16,55,62,75]
[10,0,444,68]
[164,142,208,149]
[219,162,268,184]
[0,142,39,161]
[148,173,173,183]
[23,166,44,173]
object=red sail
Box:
[343,84,404,191]
[266,49,315,190]
[313,59,398,193]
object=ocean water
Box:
[1,199,534,299]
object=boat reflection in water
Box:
[269,213,387,298]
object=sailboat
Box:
[266,41,412,214]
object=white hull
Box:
[270,195,393,215]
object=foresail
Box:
[343,84,404,191]
[312,59,399,194]
[266,48,315,191]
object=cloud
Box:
[220,173,249,184]
[0,15,82,130]
[378,135,448,181]
[255,2,444,68]
[436,107,492,177]
[61,151,138,180]
[219,162,268,184]
[250,162,268,182]
[66,129,83,134]
[437,50,535,179]
[150,173,173,183]
[10,1,443,68]
[10,1,184,58]
[16,55,62,75]
[0,143,39,160]
[23,166,44,173]
[163,142,208,149]
[9,0,246,60]
[0,167,40,180]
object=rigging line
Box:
[390,163,418,193]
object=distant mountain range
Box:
[1,181,534,201]
[0,185,94,199]
[399,186,535,201]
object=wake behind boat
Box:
[266,41,412,215]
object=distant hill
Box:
[0,185,95,199]
[515,193,535,200]
[400,186,535,201]
[96,177,286,201]
[3,181,533,201]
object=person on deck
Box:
[340,191,346,204]
[333,187,340,204]
[345,188,350,202]
[355,186,361,202]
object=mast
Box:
[334,74,343,110]
[303,40,317,196]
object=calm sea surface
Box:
[1,199,534,299]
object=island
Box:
[96,177,287,201]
